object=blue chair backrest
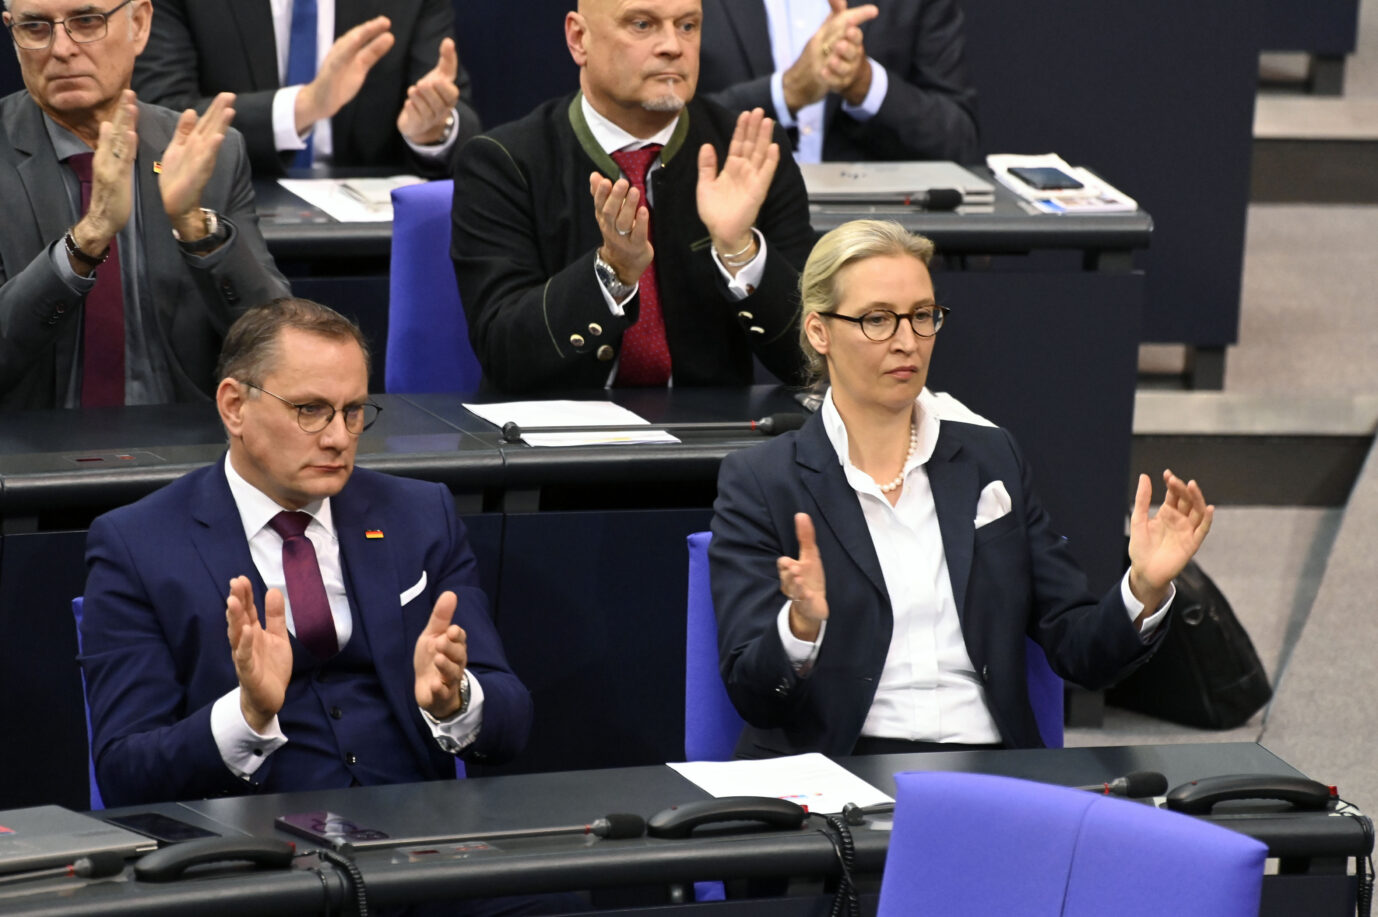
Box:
[70,596,103,810]
[385,180,482,393]
[684,532,747,761]
[878,771,1266,917]
[685,532,1064,757]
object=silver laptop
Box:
[800,161,995,205]
[0,805,155,875]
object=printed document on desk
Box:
[670,753,891,815]
[800,161,995,209]
[277,175,427,222]
[464,400,680,447]
[987,153,1138,214]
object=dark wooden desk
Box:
[0,744,1365,916]
[0,374,1140,807]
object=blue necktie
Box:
[286,0,317,170]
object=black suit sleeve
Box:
[133,0,283,173]
[841,0,979,162]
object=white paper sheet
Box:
[669,753,892,815]
[276,176,427,223]
[462,400,680,447]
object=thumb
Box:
[264,588,288,636]
[795,512,818,560]
[697,142,718,185]
[437,37,459,80]
[1130,473,1151,530]
[425,590,458,636]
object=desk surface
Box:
[255,168,1153,264]
[1,744,1367,916]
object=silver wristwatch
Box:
[594,253,635,300]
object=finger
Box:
[358,30,397,69]
[405,85,441,126]
[728,110,750,162]
[828,0,847,14]
[412,83,450,121]
[794,512,818,561]
[334,15,392,56]
[629,203,651,250]
[436,36,459,81]
[844,4,881,27]
[424,590,458,636]
[263,588,288,637]
[751,113,775,169]
[590,171,612,209]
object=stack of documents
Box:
[277,175,427,222]
[464,400,679,447]
[669,753,892,815]
[800,161,995,211]
[987,153,1138,214]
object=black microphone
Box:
[0,851,126,885]
[499,412,807,443]
[910,188,963,211]
[340,813,646,852]
[1077,771,1168,798]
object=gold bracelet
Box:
[718,235,755,260]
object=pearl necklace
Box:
[878,420,919,494]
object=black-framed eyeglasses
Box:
[241,381,382,435]
[5,0,136,50]
[818,305,949,341]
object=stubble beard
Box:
[642,93,686,113]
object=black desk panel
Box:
[0,745,1364,916]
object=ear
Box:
[565,12,589,67]
[804,311,830,357]
[130,0,153,53]
[217,377,246,438]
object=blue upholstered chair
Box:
[385,180,482,393]
[684,531,747,762]
[70,597,103,810]
[684,531,1064,760]
[877,772,1267,917]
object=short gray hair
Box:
[797,220,935,382]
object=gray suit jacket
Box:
[699,0,979,163]
[0,91,290,410]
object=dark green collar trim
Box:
[568,92,691,180]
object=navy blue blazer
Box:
[81,458,531,806]
[709,410,1158,757]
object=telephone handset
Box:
[1164,774,1333,815]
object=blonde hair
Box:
[798,220,935,383]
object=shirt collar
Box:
[223,453,335,542]
[580,94,679,155]
[42,111,92,161]
[820,386,942,477]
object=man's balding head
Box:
[565,0,702,138]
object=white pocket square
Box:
[399,570,428,606]
[974,480,1012,529]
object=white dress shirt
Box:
[762,0,889,163]
[210,456,483,777]
[579,96,767,386]
[268,0,460,165]
[777,388,1171,743]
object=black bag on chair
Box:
[1106,559,1272,729]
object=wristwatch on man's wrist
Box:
[172,208,223,253]
[594,252,635,300]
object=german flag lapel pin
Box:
[365,529,384,540]
[153,161,163,174]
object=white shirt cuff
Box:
[712,228,767,299]
[769,71,796,128]
[1120,572,1176,638]
[273,85,311,152]
[419,669,485,754]
[211,688,288,779]
[597,267,639,317]
[840,58,889,121]
[49,238,98,292]
[403,107,462,160]
[777,599,826,673]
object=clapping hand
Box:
[1127,469,1215,618]
[778,513,829,641]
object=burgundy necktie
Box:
[269,511,339,660]
[608,145,672,386]
[65,152,125,407]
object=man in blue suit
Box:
[81,297,531,806]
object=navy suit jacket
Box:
[698,0,979,163]
[81,458,531,806]
[709,410,1158,757]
